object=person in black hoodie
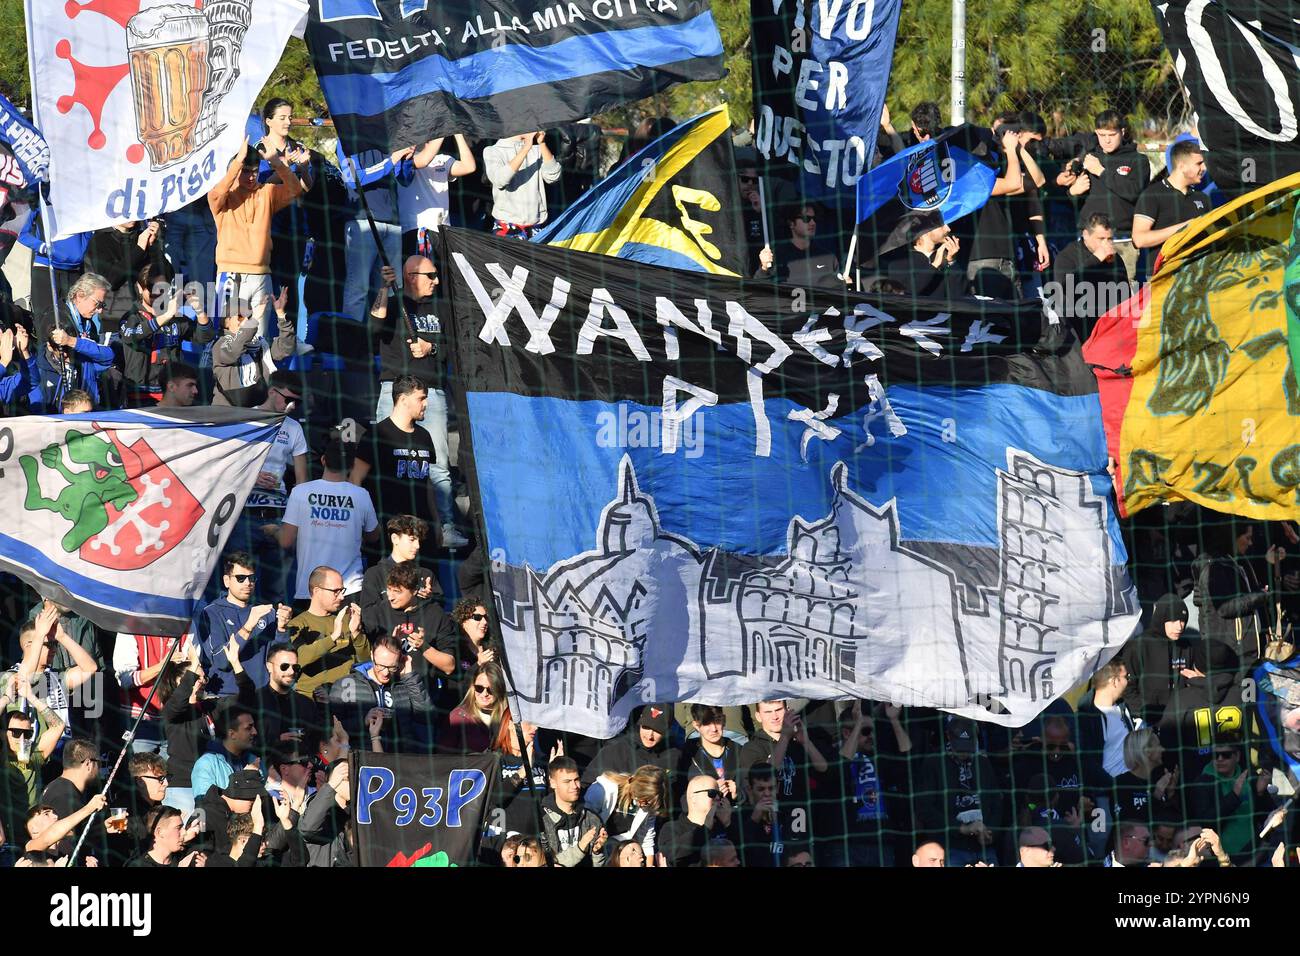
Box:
[1042,110,1151,280]
[156,644,222,816]
[1122,593,1192,726]
[362,562,458,711]
[586,704,682,786]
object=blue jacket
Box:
[18,213,90,271]
[190,742,259,798]
[0,354,36,412]
[34,314,114,412]
[196,597,285,698]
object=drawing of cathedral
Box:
[505,456,701,712]
[700,462,968,701]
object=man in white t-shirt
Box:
[397,133,475,255]
[273,437,380,603]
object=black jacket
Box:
[1043,134,1150,232]
[159,670,216,789]
[234,669,325,761]
[327,662,434,752]
[1192,550,1267,672]
[1121,593,1191,723]
[584,731,683,786]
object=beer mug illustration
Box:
[126,5,210,170]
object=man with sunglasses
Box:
[761,203,844,291]
[661,771,730,867]
[197,551,292,698]
[817,700,911,868]
[369,255,466,550]
[232,641,325,763]
[1188,744,1274,863]
[35,272,115,412]
[39,736,110,860]
[281,567,369,702]
[1,706,64,845]
[1016,826,1059,867]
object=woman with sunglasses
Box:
[440,663,508,754]
[584,764,668,865]
[445,598,500,707]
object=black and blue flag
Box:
[855,124,997,261]
[441,228,1139,738]
[303,0,726,158]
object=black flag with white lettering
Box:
[438,228,1138,738]
[1151,0,1300,192]
[750,0,902,201]
[304,0,726,157]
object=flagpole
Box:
[344,154,414,340]
[22,0,62,333]
[429,229,547,845]
[756,176,771,250]
[66,633,186,867]
[950,0,967,126]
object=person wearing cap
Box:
[585,703,681,786]
[1017,826,1059,867]
[194,767,290,857]
[914,716,1004,866]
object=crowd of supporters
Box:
[0,95,1294,868]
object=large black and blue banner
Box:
[751,0,902,199]
[442,229,1141,737]
[353,752,498,867]
[303,0,726,158]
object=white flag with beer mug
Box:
[24,0,308,239]
[0,407,281,635]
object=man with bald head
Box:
[911,840,945,867]
[660,772,731,867]
[368,255,465,548]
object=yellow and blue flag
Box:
[532,106,745,276]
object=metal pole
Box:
[344,154,413,340]
[67,634,185,866]
[950,0,967,126]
